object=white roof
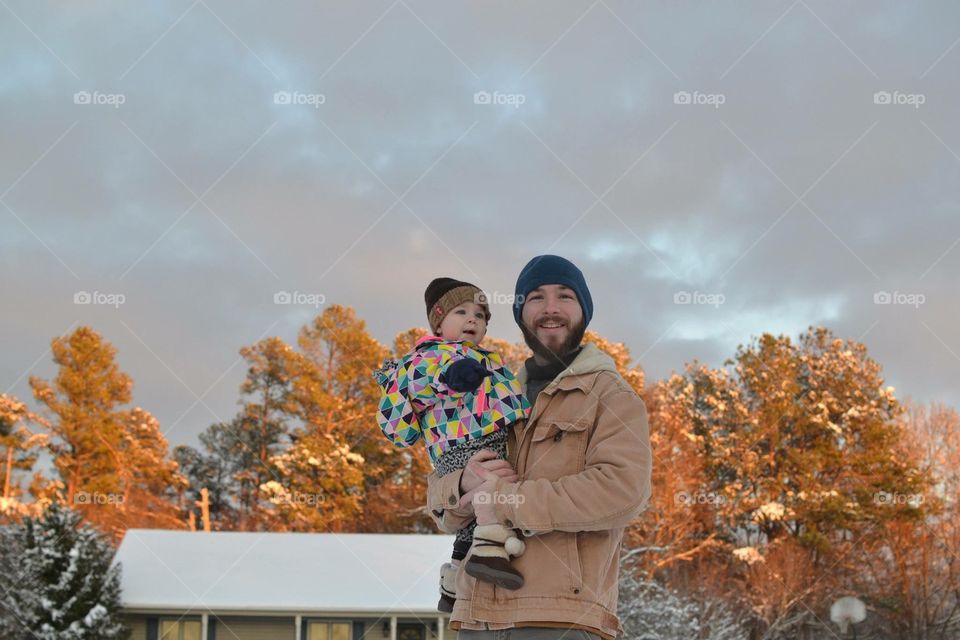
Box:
[114,529,456,614]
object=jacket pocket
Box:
[526,420,590,481]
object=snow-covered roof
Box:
[114,529,456,614]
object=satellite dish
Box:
[830,596,867,634]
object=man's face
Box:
[520,284,585,361]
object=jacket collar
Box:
[517,343,618,395]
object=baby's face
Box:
[438,302,488,343]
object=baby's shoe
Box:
[464,524,525,590]
[438,562,457,613]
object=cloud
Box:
[3,0,959,447]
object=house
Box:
[114,529,457,640]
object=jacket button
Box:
[448,495,457,505]
[554,431,563,442]
[504,519,513,528]
[573,588,580,594]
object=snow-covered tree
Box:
[260,431,366,531]
[0,393,49,519]
[0,502,126,639]
[665,327,929,552]
[618,552,746,639]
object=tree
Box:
[853,401,960,638]
[29,327,132,506]
[584,331,645,393]
[173,428,234,529]
[618,551,746,640]
[628,326,936,637]
[0,394,48,519]
[0,502,126,639]
[233,337,305,528]
[672,327,928,553]
[295,306,401,531]
[28,327,186,536]
[95,407,186,534]
[260,431,366,531]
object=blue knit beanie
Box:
[513,255,593,327]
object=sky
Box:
[2,0,958,450]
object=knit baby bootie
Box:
[438,562,457,613]
[464,523,525,590]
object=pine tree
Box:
[0,502,126,639]
[174,429,234,529]
[29,327,132,506]
[29,327,185,535]
[295,306,394,531]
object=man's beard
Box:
[520,317,586,365]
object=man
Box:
[427,255,652,640]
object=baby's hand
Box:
[440,359,492,392]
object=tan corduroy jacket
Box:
[427,343,652,639]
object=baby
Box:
[374,277,531,612]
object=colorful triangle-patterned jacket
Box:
[374,335,530,464]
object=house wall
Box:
[125,615,147,640]
[122,613,448,640]
[216,615,295,640]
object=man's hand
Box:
[460,449,517,495]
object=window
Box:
[159,619,202,640]
[309,621,351,640]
